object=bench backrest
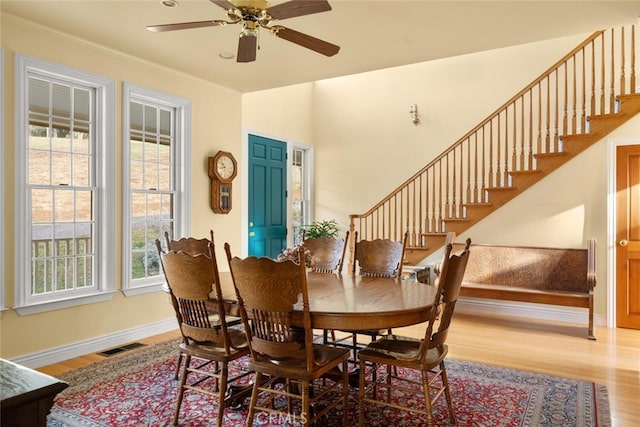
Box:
[450,240,596,293]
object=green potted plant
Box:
[302,219,339,238]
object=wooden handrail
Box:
[349,25,636,266]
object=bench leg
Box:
[588,295,596,340]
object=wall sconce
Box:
[409,104,420,125]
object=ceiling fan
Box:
[147,0,340,63]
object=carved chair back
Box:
[301,231,349,273]
[225,245,316,371]
[164,230,214,255]
[352,231,408,277]
[159,242,235,354]
[420,238,471,359]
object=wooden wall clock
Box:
[208,151,237,214]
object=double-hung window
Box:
[121,84,191,295]
[14,54,115,314]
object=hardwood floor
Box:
[38,312,640,426]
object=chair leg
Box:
[216,364,228,427]
[342,360,349,427]
[173,354,190,426]
[421,369,435,427]
[440,362,457,425]
[301,380,311,426]
[358,358,366,427]
[174,352,183,380]
[246,372,262,427]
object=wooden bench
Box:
[442,236,597,340]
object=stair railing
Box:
[349,25,636,255]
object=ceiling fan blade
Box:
[266,0,332,20]
[147,20,226,32]
[237,35,258,63]
[271,26,339,57]
[209,0,238,11]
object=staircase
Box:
[348,25,640,266]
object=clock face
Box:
[216,155,235,180]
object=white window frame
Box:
[121,83,191,296]
[14,54,116,315]
[287,142,313,247]
[0,49,5,312]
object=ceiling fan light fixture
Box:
[148,0,340,62]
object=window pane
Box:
[76,191,92,221]
[52,83,71,118]
[158,162,171,191]
[144,105,157,134]
[52,121,72,152]
[73,130,90,154]
[32,189,53,223]
[52,152,72,186]
[130,160,144,189]
[144,161,159,190]
[29,149,51,185]
[73,154,90,187]
[130,101,143,132]
[159,109,171,136]
[147,193,161,218]
[131,192,146,218]
[144,135,159,163]
[54,189,74,222]
[74,87,90,121]
[29,77,50,115]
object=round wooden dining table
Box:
[214,271,438,331]
[299,272,437,330]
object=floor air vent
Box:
[97,342,147,357]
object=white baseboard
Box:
[12,300,606,369]
[12,317,177,369]
[457,297,606,327]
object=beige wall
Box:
[243,32,640,320]
[1,15,244,360]
[244,33,590,231]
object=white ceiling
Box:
[2,1,639,93]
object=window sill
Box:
[14,291,116,316]
[121,283,165,297]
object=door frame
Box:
[241,129,314,256]
[607,136,640,328]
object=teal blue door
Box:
[248,134,287,258]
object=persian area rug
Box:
[47,339,610,426]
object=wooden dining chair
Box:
[225,244,350,427]
[301,231,349,345]
[352,231,408,277]
[331,231,409,363]
[301,230,349,274]
[158,241,251,427]
[160,230,242,380]
[357,238,471,426]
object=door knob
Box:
[619,239,628,247]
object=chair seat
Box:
[359,335,448,367]
[248,344,350,381]
[181,328,249,360]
